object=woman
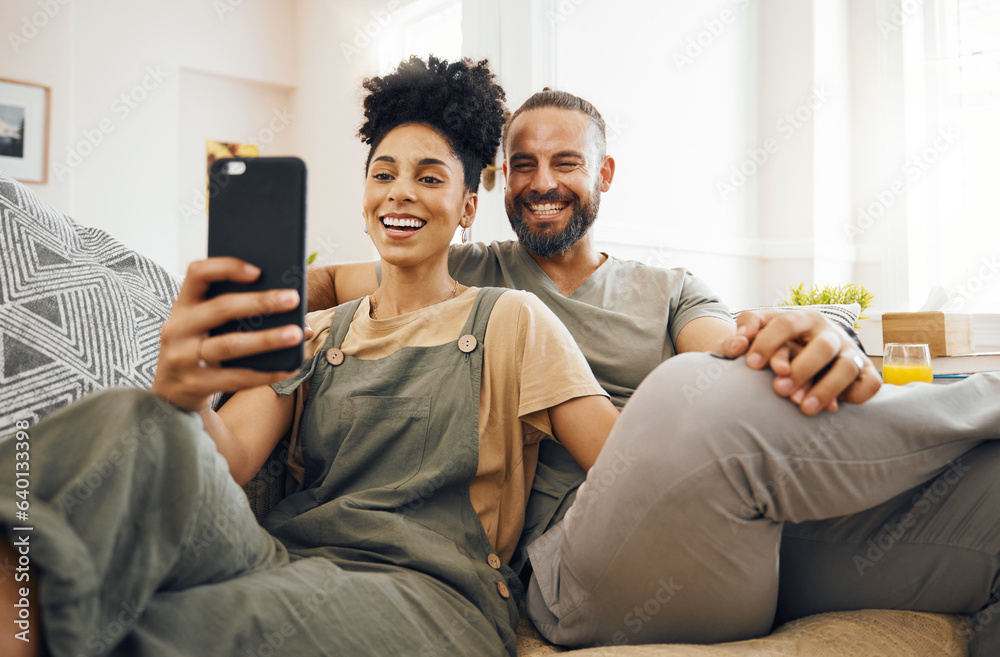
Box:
[0,56,618,656]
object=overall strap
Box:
[461,287,506,343]
[270,298,364,397]
[325,298,365,350]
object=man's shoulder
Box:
[450,239,521,261]
[601,254,693,286]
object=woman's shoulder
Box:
[477,287,541,318]
[479,288,567,339]
[303,298,368,357]
[475,286,538,306]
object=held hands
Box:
[722,309,881,415]
[150,258,306,412]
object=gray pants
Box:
[526,353,1000,656]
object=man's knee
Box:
[634,353,775,420]
[617,352,808,465]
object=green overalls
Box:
[0,288,523,656]
[266,286,522,654]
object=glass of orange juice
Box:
[882,343,933,384]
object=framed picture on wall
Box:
[0,78,50,184]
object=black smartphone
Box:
[207,156,307,371]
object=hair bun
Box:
[358,55,507,192]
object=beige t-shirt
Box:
[285,287,608,563]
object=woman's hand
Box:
[150,258,303,412]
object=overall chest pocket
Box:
[318,395,431,496]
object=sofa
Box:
[0,171,972,655]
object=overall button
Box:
[458,334,478,353]
[497,582,510,599]
[487,554,501,570]
[325,348,345,366]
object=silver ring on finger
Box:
[197,340,209,368]
[838,351,866,376]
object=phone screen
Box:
[207,157,307,371]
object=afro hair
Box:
[359,55,506,192]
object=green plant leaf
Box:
[780,281,875,329]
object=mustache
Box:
[515,190,576,205]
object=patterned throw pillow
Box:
[0,171,180,439]
[734,304,862,334]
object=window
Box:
[903,0,1000,312]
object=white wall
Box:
[177,70,296,270]
[551,0,761,308]
[543,0,864,311]
[3,0,895,313]
[1,0,75,213]
[755,0,856,305]
[1,0,299,276]
[293,0,391,269]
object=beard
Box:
[505,181,601,258]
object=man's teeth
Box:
[382,217,426,228]
[528,203,568,215]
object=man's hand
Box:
[722,309,881,415]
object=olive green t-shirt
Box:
[447,240,733,409]
[443,240,734,571]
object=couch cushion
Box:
[0,171,179,438]
[516,608,970,656]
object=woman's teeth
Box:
[381,217,426,228]
[528,203,568,215]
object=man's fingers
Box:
[795,355,865,415]
[176,258,261,307]
[745,311,823,368]
[783,330,841,388]
[769,343,795,377]
[839,366,883,405]
[721,333,751,358]
[733,309,772,345]
[199,324,304,364]
[788,351,879,415]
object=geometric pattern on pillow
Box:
[733,303,862,333]
[0,170,180,439]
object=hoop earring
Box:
[461,226,471,244]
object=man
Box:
[308,91,998,655]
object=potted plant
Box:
[780,283,875,330]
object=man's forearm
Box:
[306,261,380,311]
[307,265,340,312]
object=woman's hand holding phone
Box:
[150,257,303,412]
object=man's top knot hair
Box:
[502,87,607,160]
[359,55,507,192]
